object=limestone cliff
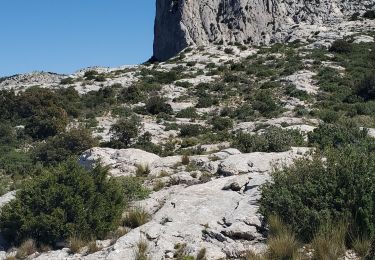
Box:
[153,0,374,60]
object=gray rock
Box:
[153,0,372,60]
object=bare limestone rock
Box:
[153,0,374,60]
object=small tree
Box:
[0,160,125,246]
[110,116,142,148]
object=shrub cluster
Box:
[233,127,305,153]
[260,146,375,242]
[0,160,125,246]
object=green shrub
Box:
[145,96,173,115]
[60,77,75,85]
[179,124,203,137]
[119,84,145,104]
[211,116,233,131]
[117,176,150,202]
[363,10,375,20]
[25,106,68,139]
[356,74,375,101]
[253,90,282,117]
[32,127,98,165]
[0,160,125,246]
[110,116,142,148]
[308,123,370,149]
[329,40,352,53]
[260,146,375,242]
[176,107,198,119]
[233,127,305,153]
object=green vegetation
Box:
[0,160,125,246]
[233,127,305,153]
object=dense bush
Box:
[308,123,371,149]
[25,106,68,139]
[119,84,145,104]
[32,128,99,165]
[110,116,142,148]
[176,107,198,119]
[252,90,282,117]
[329,40,352,53]
[145,96,173,115]
[363,10,375,20]
[0,160,125,246]
[211,116,233,131]
[234,127,305,153]
[356,74,375,101]
[260,146,375,242]
[179,124,204,137]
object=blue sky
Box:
[0,1,155,77]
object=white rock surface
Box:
[153,0,373,60]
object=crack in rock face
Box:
[153,0,374,61]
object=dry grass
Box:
[135,239,149,260]
[15,239,37,259]
[267,232,300,260]
[123,207,151,228]
[266,215,300,260]
[352,237,371,257]
[242,250,266,260]
[153,179,165,191]
[312,221,347,260]
[196,248,207,260]
[69,236,86,254]
[87,241,102,255]
[136,164,150,177]
[181,155,190,165]
[107,227,129,245]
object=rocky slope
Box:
[154,0,375,60]
[0,4,375,260]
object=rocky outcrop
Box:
[153,0,375,60]
[0,72,65,90]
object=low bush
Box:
[176,107,198,119]
[234,127,305,153]
[118,176,150,202]
[308,123,371,149]
[179,124,204,137]
[329,39,352,53]
[32,127,98,165]
[0,160,125,246]
[356,74,375,101]
[363,10,375,20]
[145,96,173,115]
[260,146,375,242]
[119,84,145,104]
[211,116,233,131]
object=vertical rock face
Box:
[153,0,374,61]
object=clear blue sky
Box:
[0,1,155,77]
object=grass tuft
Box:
[123,207,151,228]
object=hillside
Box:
[0,4,375,260]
